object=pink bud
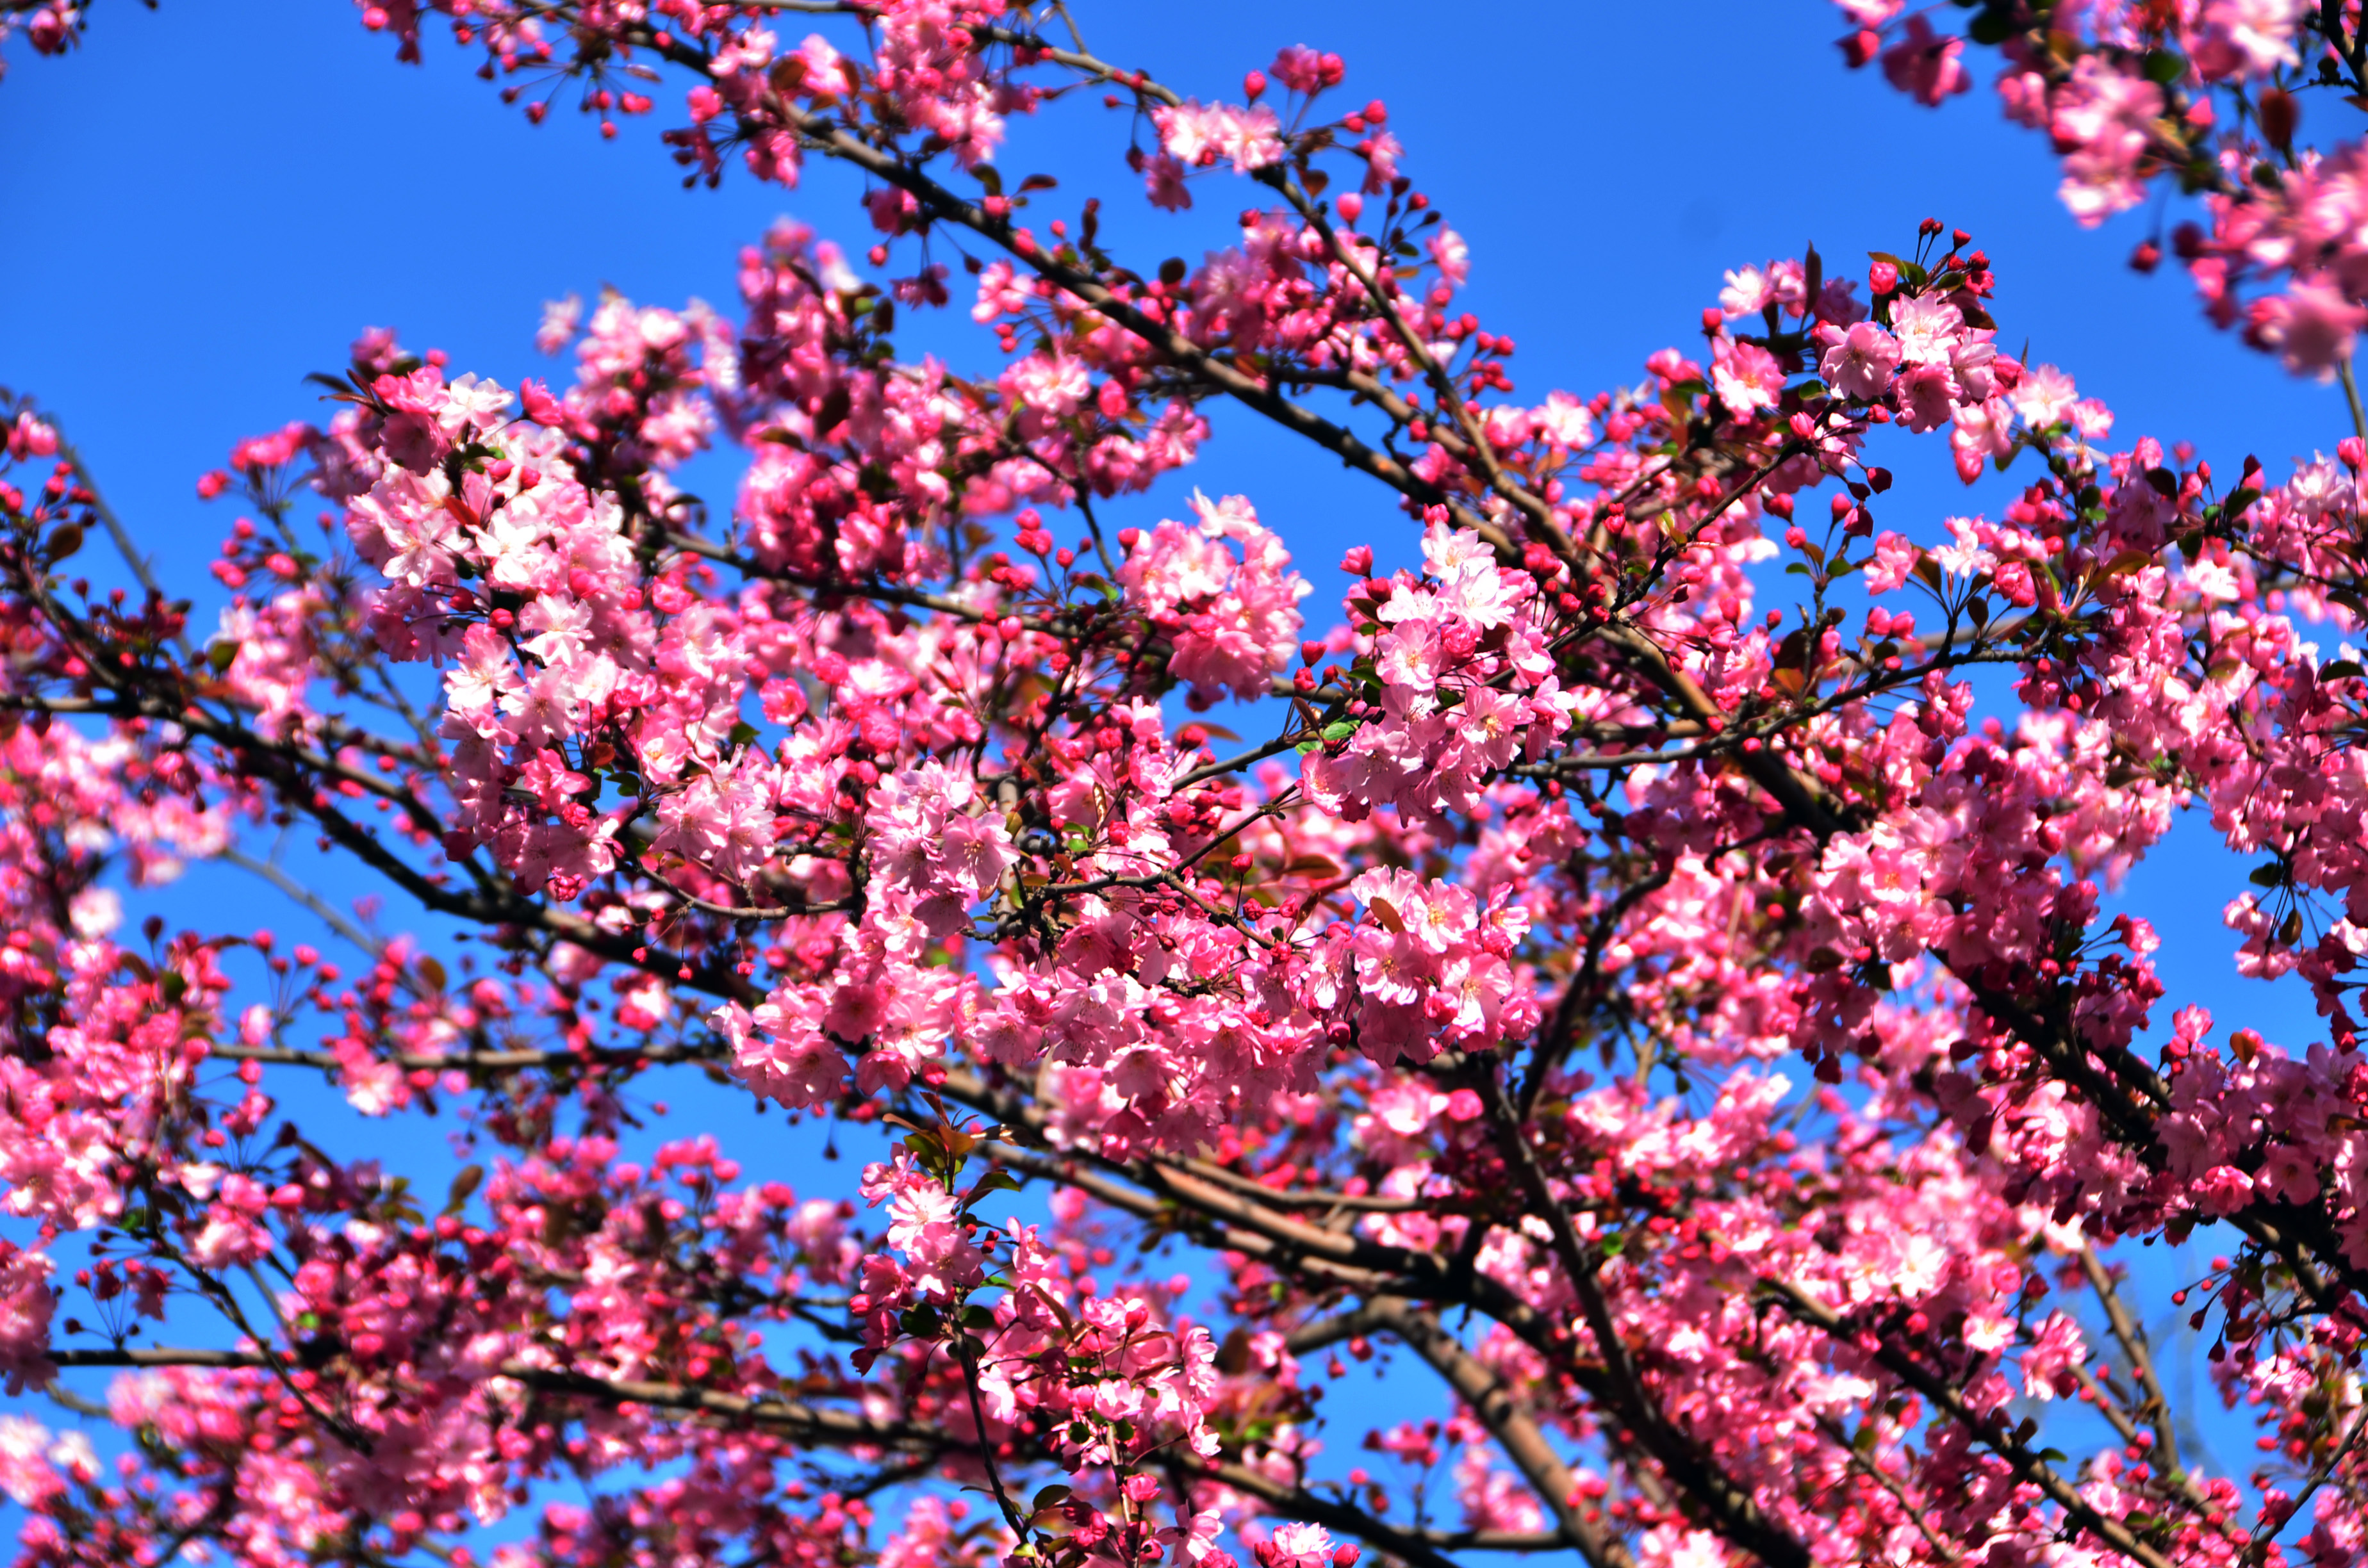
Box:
[1339,544,1373,575]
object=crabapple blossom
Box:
[9,5,2368,1568]
[1836,0,2368,382]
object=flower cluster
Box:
[9,7,2368,1568]
[1838,0,2368,378]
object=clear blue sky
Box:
[0,0,2345,1540]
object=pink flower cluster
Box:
[12,7,2368,1568]
[1836,0,2368,379]
[1117,492,1310,705]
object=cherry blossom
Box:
[4,5,2368,1568]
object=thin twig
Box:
[218,846,383,956]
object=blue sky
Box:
[0,0,2350,1545]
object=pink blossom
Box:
[1864,530,1919,593]
[1429,228,1470,286]
[1119,492,1310,704]
[2051,58,2163,224]
[1880,15,1969,106]
[1819,320,1900,400]
[1255,1523,1344,1568]
[1710,338,1784,418]
[2191,0,2311,81]
[2249,279,2365,379]
[1153,100,1284,172]
[0,1416,61,1508]
[2009,362,2078,428]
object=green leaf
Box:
[1968,10,2014,43]
[2322,660,2365,681]
[1321,719,1358,742]
[441,1163,484,1217]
